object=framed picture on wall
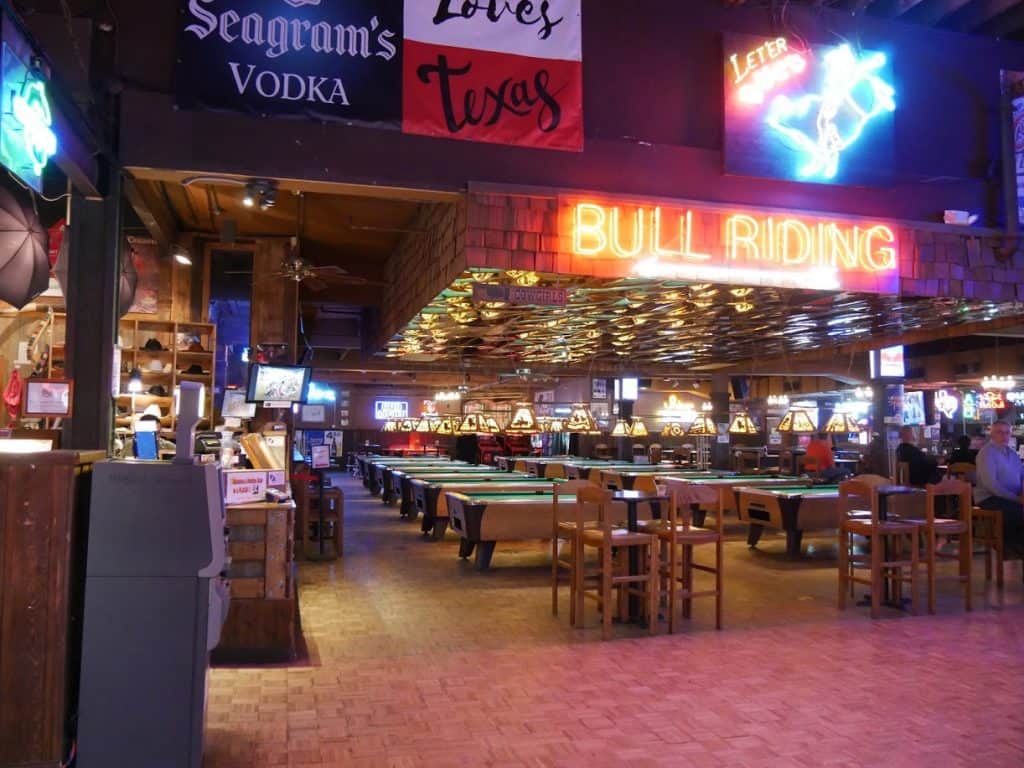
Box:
[23,379,73,417]
[592,378,607,400]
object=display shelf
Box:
[117,319,216,435]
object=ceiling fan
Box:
[259,192,388,291]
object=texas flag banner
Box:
[402,1,583,151]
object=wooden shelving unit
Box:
[117,320,216,434]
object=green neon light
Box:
[11,78,56,176]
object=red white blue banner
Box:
[402,1,583,151]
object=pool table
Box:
[385,465,504,509]
[444,490,644,570]
[358,455,457,487]
[664,475,806,522]
[364,457,461,492]
[377,462,490,503]
[409,476,564,538]
[736,485,842,556]
[600,469,736,492]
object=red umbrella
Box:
[0,187,48,309]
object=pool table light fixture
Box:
[823,413,862,433]
[727,412,759,434]
[686,414,718,436]
[565,404,600,433]
[505,404,540,434]
[777,407,817,433]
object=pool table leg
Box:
[459,538,476,559]
[747,523,764,548]
[432,517,449,540]
[475,541,497,570]
[785,529,804,558]
[421,514,435,535]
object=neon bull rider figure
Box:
[765,44,895,181]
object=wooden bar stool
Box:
[837,479,920,618]
[574,485,659,640]
[551,480,598,625]
[658,477,723,632]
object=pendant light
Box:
[777,407,817,433]
[382,419,399,433]
[686,413,717,436]
[823,412,861,434]
[610,418,631,437]
[565,403,599,433]
[661,420,687,438]
[505,403,540,434]
[629,416,649,437]
[727,412,758,435]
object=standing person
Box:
[896,426,941,486]
[974,421,1024,559]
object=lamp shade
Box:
[686,414,717,436]
[777,407,817,433]
[435,416,456,435]
[629,417,649,437]
[505,404,539,434]
[397,418,416,432]
[565,404,599,433]
[382,419,399,433]
[610,418,630,437]
[824,412,861,433]
[727,412,758,435]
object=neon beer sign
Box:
[566,199,898,293]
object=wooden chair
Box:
[896,461,911,485]
[658,477,723,631]
[971,506,1015,587]
[837,479,920,618]
[594,443,611,460]
[543,462,567,479]
[912,480,972,613]
[946,461,976,485]
[574,485,659,640]
[551,480,597,625]
[648,443,663,464]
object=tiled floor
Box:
[206,475,1024,767]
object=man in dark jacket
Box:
[896,426,941,486]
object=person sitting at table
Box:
[804,432,844,481]
[975,420,1024,559]
[896,426,942,486]
[947,435,978,465]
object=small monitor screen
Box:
[902,391,926,426]
[617,377,639,401]
[245,364,312,404]
[223,390,257,418]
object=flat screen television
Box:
[245,364,312,404]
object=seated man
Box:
[803,432,844,481]
[975,421,1024,559]
[896,426,942,486]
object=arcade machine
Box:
[76,383,230,768]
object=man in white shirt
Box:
[975,421,1024,558]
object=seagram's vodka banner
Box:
[175,0,583,151]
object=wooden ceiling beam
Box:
[123,176,178,251]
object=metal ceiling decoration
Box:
[382,268,1024,370]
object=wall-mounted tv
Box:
[245,364,312,404]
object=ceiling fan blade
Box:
[311,265,350,276]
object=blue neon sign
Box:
[724,35,895,187]
[0,44,57,193]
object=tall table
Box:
[611,489,669,621]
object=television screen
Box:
[245,364,312,404]
[870,344,904,379]
[223,389,257,418]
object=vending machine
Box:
[77,383,229,768]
